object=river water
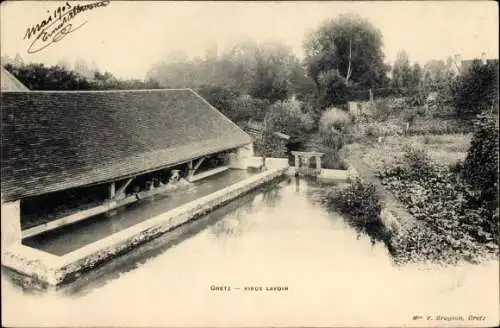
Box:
[2,177,499,327]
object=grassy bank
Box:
[341,130,498,265]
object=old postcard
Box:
[1,1,499,327]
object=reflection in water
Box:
[2,178,499,327]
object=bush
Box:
[401,145,436,179]
[452,60,499,118]
[323,178,389,243]
[378,145,499,264]
[461,112,499,210]
[322,150,348,170]
[318,108,353,150]
[254,132,287,158]
[229,96,270,123]
[265,99,314,143]
[317,70,350,109]
[197,85,240,120]
[370,98,405,121]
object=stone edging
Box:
[2,168,287,286]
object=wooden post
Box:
[315,156,322,171]
[109,182,115,199]
[188,160,194,178]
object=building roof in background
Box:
[244,121,290,140]
[1,89,252,201]
[1,66,29,91]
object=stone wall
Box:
[1,201,21,249]
[228,143,254,169]
[2,167,287,286]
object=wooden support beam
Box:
[115,178,134,199]
[190,157,206,177]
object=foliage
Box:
[461,112,499,210]
[410,63,422,88]
[4,63,92,90]
[254,132,287,158]
[249,42,298,102]
[197,85,240,116]
[316,69,351,109]
[392,50,412,89]
[147,40,305,103]
[91,71,161,90]
[303,13,389,89]
[452,60,499,117]
[318,108,353,150]
[370,98,402,121]
[4,63,161,91]
[378,145,499,264]
[322,150,348,170]
[423,58,455,85]
[264,99,314,143]
[323,178,390,243]
[230,96,271,123]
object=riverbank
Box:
[340,133,498,265]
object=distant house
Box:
[1,66,29,91]
[452,52,499,75]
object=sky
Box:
[1,1,498,79]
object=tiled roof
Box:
[1,89,252,201]
[1,66,30,91]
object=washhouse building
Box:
[1,88,255,248]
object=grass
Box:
[344,133,472,171]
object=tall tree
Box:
[410,63,422,88]
[303,13,389,89]
[423,59,448,84]
[4,63,91,90]
[14,53,24,67]
[392,50,412,88]
[452,59,499,117]
[249,42,297,102]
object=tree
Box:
[4,63,91,90]
[391,50,412,88]
[410,63,422,88]
[316,69,350,109]
[14,53,24,67]
[264,99,314,143]
[452,59,499,117]
[423,59,448,85]
[4,62,161,91]
[249,42,296,102]
[303,13,389,89]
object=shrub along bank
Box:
[322,178,393,246]
[322,112,498,265]
[377,114,499,264]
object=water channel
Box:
[2,177,499,327]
